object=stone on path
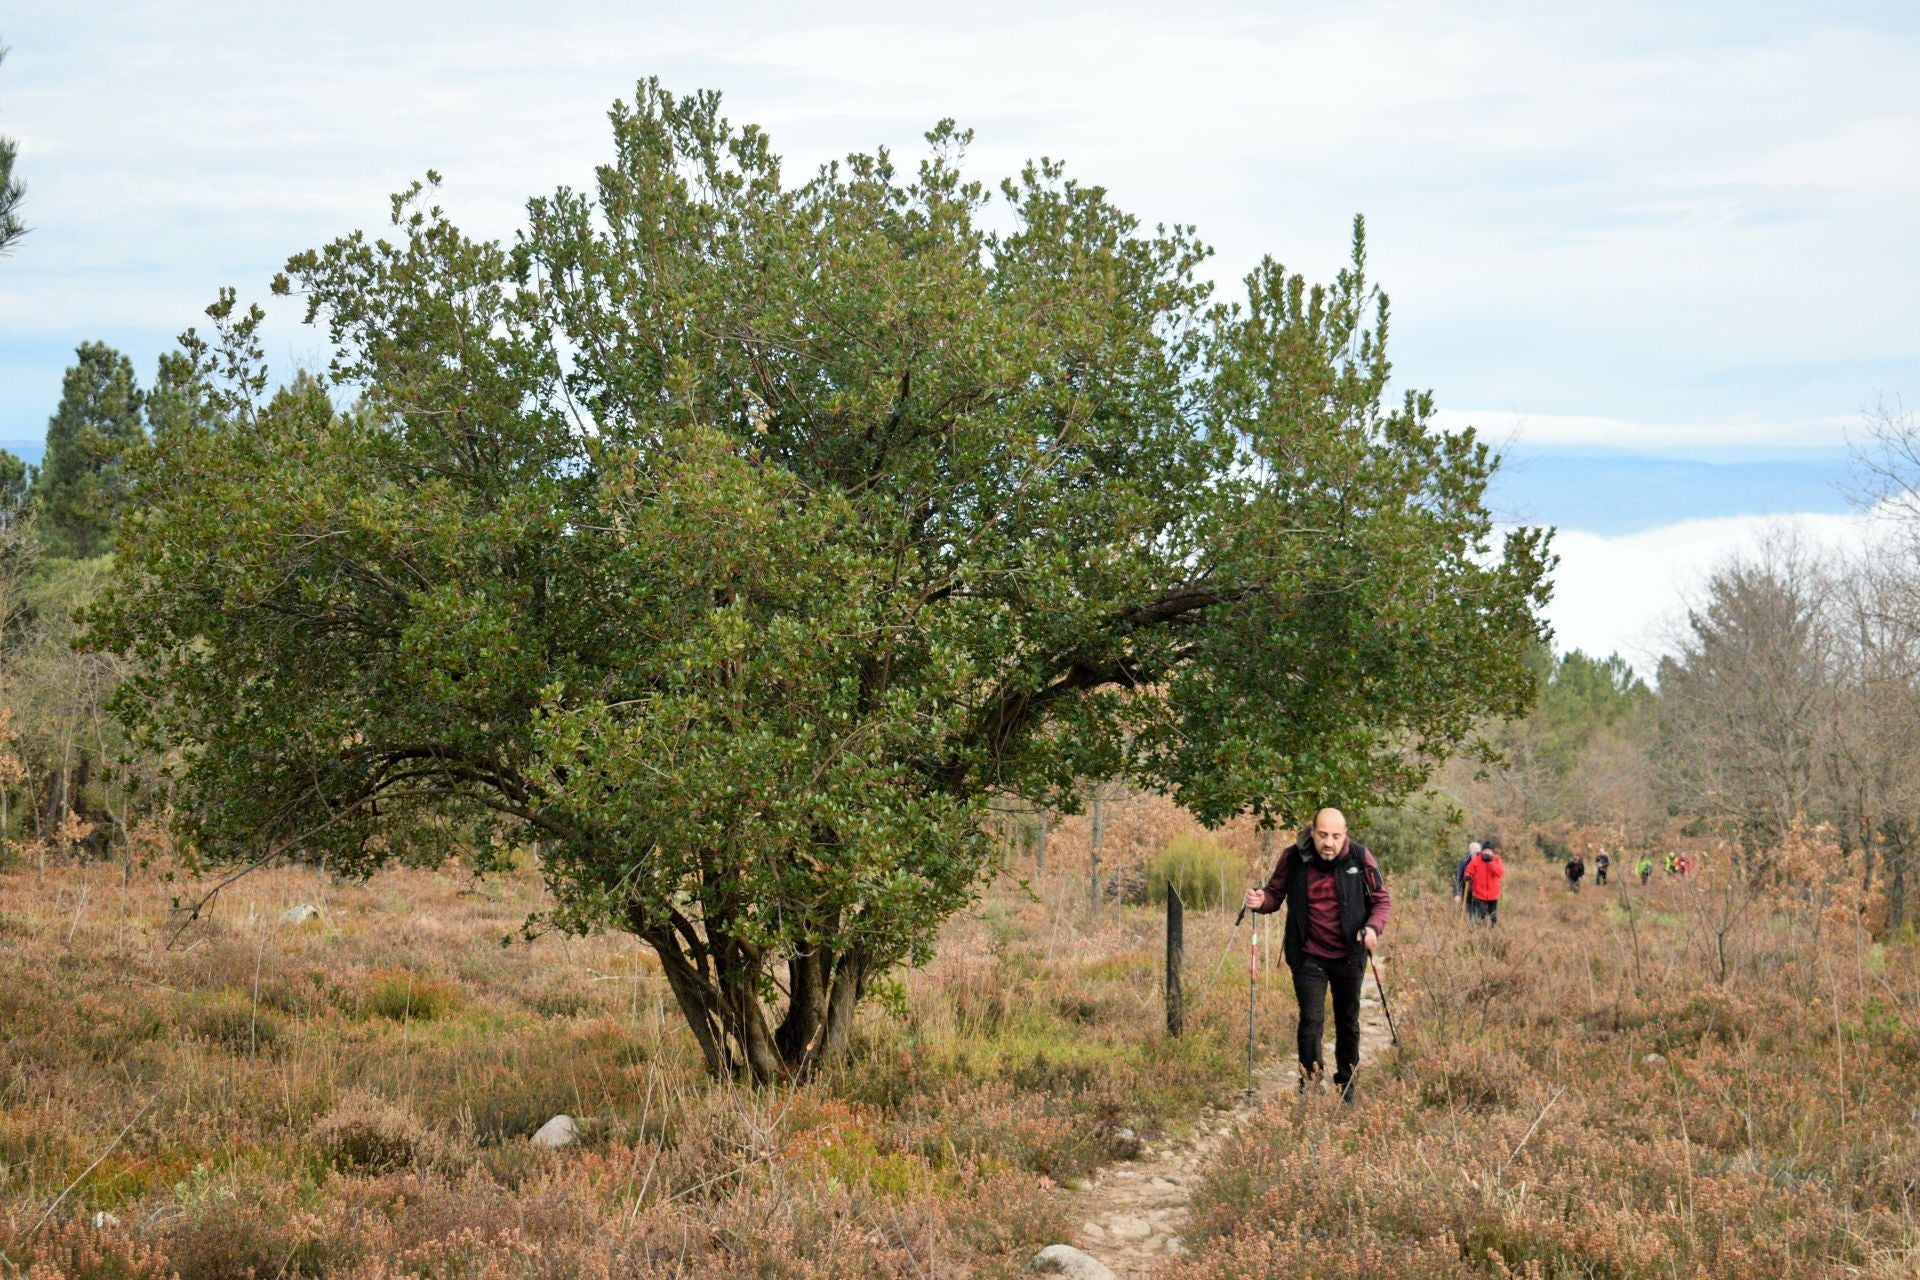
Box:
[531,1114,580,1148]
[1104,1214,1153,1241]
[1031,1244,1117,1280]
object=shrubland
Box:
[4,812,1916,1278]
[1171,836,1920,1280]
[0,827,1275,1280]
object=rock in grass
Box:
[90,1212,121,1230]
[531,1114,580,1149]
[1031,1245,1116,1280]
[1642,1052,1668,1067]
[280,904,321,926]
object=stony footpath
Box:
[1038,981,1396,1280]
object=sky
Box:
[2,0,1916,673]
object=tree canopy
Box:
[92,83,1552,1082]
[35,341,148,558]
[1658,541,1838,852]
[0,448,28,519]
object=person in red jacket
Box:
[1463,836,1505,925]
[1243,807,1391,1103]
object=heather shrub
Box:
[0,1211,180,1280]
[361,965,460,1021]
[309,1089,439,1174]
[6,840,1915,1279]
[1173,852,1920,1279]
[182,989,278,1055]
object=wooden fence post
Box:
[1166,881,1184,1036]
[1088,786,1106,915]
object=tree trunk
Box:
[639,920,730,1078]
[1889,855,1908,932]
[814,948,867,1066]
[1884,818,1912,932]
[775,944,826,1065]
[716,943,783,1085]
[631,895,847,1085]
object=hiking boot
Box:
[1335,1073,1358,1105]
[1297,1062,1323,1093]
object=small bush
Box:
[1148,834,1243,911]
[529,981,593,1019]
[185,991,279,1055]
[308,1089,437,1173]
[362,966,459,1021]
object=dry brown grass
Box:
[0,841,1262,1279]
[9,820,1911,1279]
[1169,852,1920,1280]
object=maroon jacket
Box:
[1254,835,1390,967]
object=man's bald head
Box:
[1312,808,1348,860]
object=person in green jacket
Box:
[1636,856,1654,886]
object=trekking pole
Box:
[1242,903,1257,1093]
[1215,904,1247,980]
[1368,953,1399,1046]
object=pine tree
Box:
[0,449,28,521]
[0,40,25,256]
[36,342,146,558]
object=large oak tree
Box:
[92,84,1552,1082]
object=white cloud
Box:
[1436,408,1859,455]
[1,0,1915,445]
[1536,508,1898,675]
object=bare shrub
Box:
[309,1089,440,1174]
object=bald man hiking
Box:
[1243,808,1391,1103]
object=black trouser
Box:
[1291,953,1366,1083]
[1466,894,1498,924]
[1596,867,1608,885]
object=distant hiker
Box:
[1665,852,1679,877]
[1454,841,1481,904]
[1243,807,1390,1104]
[1565,854,1586,892]
[1676,853,1692,878]
[1462,836,1505,926]
[1636,856,1653,885]
[1594,850,1610,886]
